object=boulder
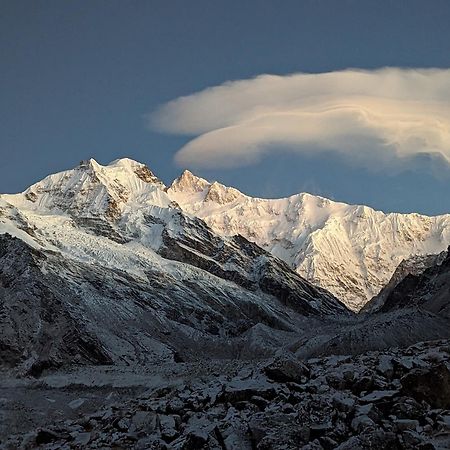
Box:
[400,363,450,408]
[359,390,399,403]
[392,419,419,432]
[264,356,310,383]
[351,415,375,433]
[377,355,394,379]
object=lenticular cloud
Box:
[150,68,450,169]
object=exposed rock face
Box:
[204,181,241,204]
[170,169,209,194]
[134,164,163,185]
[363,250,447,313]
[379,246,450,317]
[158,212,347,318]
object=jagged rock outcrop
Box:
[363,250,447,313]
[378,246,450,317]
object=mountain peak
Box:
[168,171,244,206]
[169,169,210,193]
[5,157,169,219]
[78,157,99,168]
[77,158,162,183]
[106,157,144,169]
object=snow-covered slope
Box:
[0,158,350,372]
[5,158,169,218]
[168,171,450,311]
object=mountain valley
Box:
[1,158,450,449]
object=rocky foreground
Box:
[2,339,450,450]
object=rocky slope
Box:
[3,339,450,449]
[168,171,450,311]
[378,246,450,317]
[363,250,448,313]
[0,159,349,374]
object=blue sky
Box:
[1,0,450,214]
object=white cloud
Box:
[150,68,450,170]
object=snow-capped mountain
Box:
[0,158,349,373]
[3,157,450,378]
[168,171,450,311]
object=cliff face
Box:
[362,250,448,313]
[379,246,450,317]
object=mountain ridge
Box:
[0,158,351,374]
[3,157,450,312]
[165,162,450,311]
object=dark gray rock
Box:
[401,363,450,408]
[359,390,399,403]
[218,380,276,404]
[264,356,310,383]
